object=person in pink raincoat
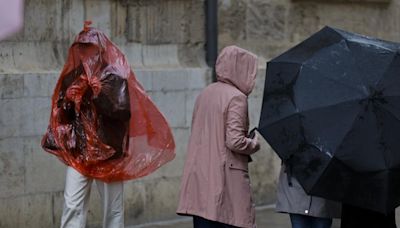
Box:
[177,45,261,228]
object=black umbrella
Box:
[258,26,400,214]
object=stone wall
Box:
[0,0,206,73]
[0,68,210,227]
[0,1,213,227]
[2,0,400,227]
[0,0,280,227]
[219,0,400,63]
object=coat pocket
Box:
[227,156,249,172]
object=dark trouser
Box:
[193,216,239,228]
[341,204,396,228]
[289,214,332,228]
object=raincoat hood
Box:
[216,46,258,95]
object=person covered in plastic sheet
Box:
[41,22,175,228]
[177,46,261,228]
[275,163,341,228]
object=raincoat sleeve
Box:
[225,95,259,155]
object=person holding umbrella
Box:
[257,26,400,228]
[276,165,341,228]
[177,45,260,228]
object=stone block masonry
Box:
[5,0,399,226]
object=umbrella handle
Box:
[248,127,257,139]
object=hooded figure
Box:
[42,23,175,182]
[275,166,341,228]
[177,46,260,228]
[41,23,175,228]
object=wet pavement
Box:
[128,205,400,228]
[128,205,342,228]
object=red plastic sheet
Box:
[42,23,175,182]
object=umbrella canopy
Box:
[258,26,400,213]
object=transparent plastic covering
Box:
[42,22,175,182]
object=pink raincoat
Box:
[177,46,260,228]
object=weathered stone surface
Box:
[247,0,287,41]
[219,0,398,60]
[135,70,154,91]
[124,181,148,225]
[24,97,52,135]
[249,143,281,205]
[123,177,182,226]
[140,127,191,181]
[249,68,266,99]
[119,43,144,68]
[248,68,266,125]
[60,0,85,42]
[23,73,58,97]
[0,67,208,225]
[151,69,188,92]
[0,43,16,73]
[287,2,320,43]
[0,42,64,72]
[0,1,202,227]
[138,0,188,45]
[0,193,57,228]
[317,3,389,38]
[0,74,24,99]
[141,177,181,223]
[127,3,141,42]
[5,0,400,227]
[84,0,112,37]
[0,137,25,198]
[142,45,181,68]
[184,89,202,128]
[150,91,186,128]
[186,0,206,44]
[52,191,65,228]
[0,97,51,138]
[219,0,247,43]
[177,43,207,67]
[0,0,206,73]
[126,0,204,45]
[187,68,210,89]
[24,136,66,194]
[110,1,128,43]
[22,0,60,41]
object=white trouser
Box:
[61,166,124,228]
